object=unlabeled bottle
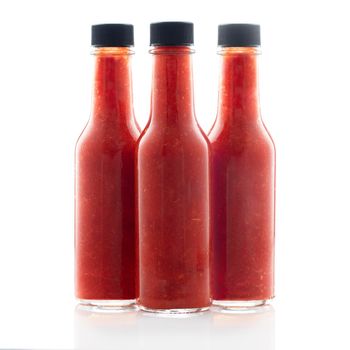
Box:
[137,22,211,313]
[75,24,140,309]
[209,24,276,309]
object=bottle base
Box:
[212,299,272,313]
[77,299,137,312]
[139,305,210,315]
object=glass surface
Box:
[137,46,210,310]
[209,47,275,302]
[75,47,140,301]
[78,299,137,312]
[139,306,209,314]
[212,299,273,312]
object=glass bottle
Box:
[209,24,276,310]
[75,24,140,309]
[137,22,210,313]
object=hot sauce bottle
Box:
[209,24,276,309]
[137,22,210,313]
[75,24,140,309]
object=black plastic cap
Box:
[150,22,194,46]
[91,24,134,47]
[218,24,260,47]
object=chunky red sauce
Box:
[137,46,210,310]
[209,47,275,301]
[75,47,140,300]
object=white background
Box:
[0,0,350,348]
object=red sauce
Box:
[209,47,275,301]
[75,47,140,300]
[137,46,210,310]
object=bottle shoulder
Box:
[76,119,140,154]
[137,124,209,155]
[209,119,275,154]
[79,118,139,140]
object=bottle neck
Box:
[91,47,134,126]
[150,46,196,127]
[217,47,261,124]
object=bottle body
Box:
[209,47,275,308]
[137,46,210,312]
[75,47,139,308]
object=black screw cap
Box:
[218,24,260,47]
[91,24,134,47]
[150,22,194,46]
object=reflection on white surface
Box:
[74,305,275,349]
[74,306,138,349]
[136,310,212,350]
[210,305,275,349]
